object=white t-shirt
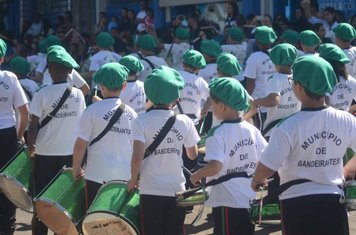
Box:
[243,51,276,112]
[260,107,356,200]
[89,50,122,72]
[120,80,146,115]
[263,73,301,137]
[76,98,137,183]
[343,47,356,79]
[164,42,191,71]
[221,42,248,69]
[327,76,356,111]
[324,21,338,43]
[177,70,209,123]
[198,63,217,84]
[28,53,46,72]
[19,78,39,100]
[0,71,28,129]
[30,83,86,155]
[205,120,267,208]
[138,55,168,82]
[132,109,200,197]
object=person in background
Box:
[280,29,304,57]
[225,1,239,27]
[26,13,43,37]
[221,27,247,70]
[313,23,332,43]
[323,7,339,43]
[291,6,312,32]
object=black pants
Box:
[212,207,254,235]
[252,111,267,131]
[32,155,72,235]
[85,180,102,210]
[0,126,17,235]
[140,194,186,235]
[280,194,349,235]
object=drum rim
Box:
[81,210,119,234]
[117,214,140,235]
[345,180,356,187]
[0,173,33,212]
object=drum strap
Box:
[89,103,126,146]
[137,52,156,70]
[39,87,72,129]
[143,114,177,159]
[206,171,251,187]
[261,118,281,137]
[279,179,342,195]
[176,102,197,119]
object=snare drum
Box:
[250,200,280,223]
[0,146,34,212]
[342,180,356,210]
[34,168,85,235]
[176,190,209,207]
[82,181,140,235]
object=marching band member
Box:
[298,30,321,55]
[190,77,267,235]
[221,27,247,70]
[128,66,199,235]
[27,47,85,235]
[0,38,29,235]
[252,56,354,235]
[72,62,137,208]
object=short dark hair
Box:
[327,60,348,79]
[295,80,323,100]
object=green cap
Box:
[227,27,245,42]
[292,56,337,96]
[96,32,115,48]
[175,27,190,40]
[119,55,144,73]
[209,77,249,111]
[46,35,61,47]
[281,29,299,45]
[138,34,157,51]
[93,62,129,89]
[254,26,277,45]
[200,39,222,57]
[182,50,206,69]
[38,39,47,53]
[0,38,6,57]
[144,65,184,105]
[217,53,242,76]
[269,43,297,66]
[47,47,79,69]
[333,23,356,42]
[318,43,350,64]
[10,56,30,75]
[299,30,321,47]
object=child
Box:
[127,65,200,235]
[72,62,137,207]
[280,29,304,57]
[198,39,222,84]
[119,55,147,114]
[221,27,247,70]
[252,56,354,235]
[299,30,321,55]
[318,43,356,112]
[190,77,267,235]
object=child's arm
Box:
[128,140,145,191]
[72,138,88,179]
[251,162,275,191]
[344,154,356,179]
[185,145,198,161]
[252,93,280,107]
[190,160,222,186]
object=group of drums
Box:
[1,145,356,235]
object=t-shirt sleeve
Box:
[89,56,100,72]
[35,59,47,73]
[243,54,257,79]
[132,116,146,143]
[76,109,93,142]
[259,126,291,171]
[348,115,356,151]
[29,91,43,118]
[13,78,28,108]
[183,117,200,148]
[205,130,225,163]
[255,129,268,161]
[265,76,281,95]
[70,70,86,88]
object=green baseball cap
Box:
[119,55,144,73]
[292,56,337,96]
[254,25,277,45]
[144,65,184,105]
[182,50,206,69]
[46,35,61,47]
[227,27,245,42]
[93,62,129,89]
[318,43,350,64]
[200,39,222,57]
[96,32,115,48]
[175,27,190,40]
[269,43,298,66]
[217,53,242,76]
[299,30,321,47]
[281,29,299,45]
[0,38,6,57]
[209,77,249,111]
[333,23,356,42]
[139,34,157,51]
[47,47,79,69]
[10,56,31,75]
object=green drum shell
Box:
[0,147,33,212]
[250,202,280,222]
[344,181,356,210]
[177,191,209,207]
[118,189,140,234]
[34,168,85,234]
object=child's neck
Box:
[221,111,241,122]
[301,98,326,109]
[127,75,137,81]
